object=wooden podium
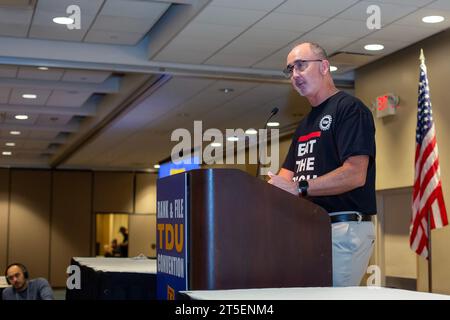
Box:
[156,169,331,299]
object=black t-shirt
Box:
[283,91,376,215]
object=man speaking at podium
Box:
[268,42,376,287]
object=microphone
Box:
[256,107,279,178]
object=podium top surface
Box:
[73,257,156,274]
[181,286,450,300]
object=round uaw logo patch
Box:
[319,115,332,131]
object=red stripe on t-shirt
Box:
[298,131,321,142]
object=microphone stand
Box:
[256,108,279,178]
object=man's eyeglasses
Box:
[283,59,323,78]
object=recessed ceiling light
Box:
[267,122,280,127]
[154,164,160,169]
[5,142,15,147]
[211,142,222,147]
[10,131,21,135]
[422,15,444,24]
[53,17,74,25]
[2,151,12,156]
[330,66,338,72]
[245,129,258,135]
[364,44,384,51]
[22,94,37,99]
[15,114,29,120]
[37,67,49,71]
[219,88,234,93]
[227,136,239,142]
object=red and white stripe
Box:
[410,124,448,258]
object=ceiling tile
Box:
[17,67,64,81]
[219,28,301,54]
[162,35,235,54]
[0,7,33,24]
[46,90,91,107]
[100,0,170,19]
[61,70,111,83]
[0,129,30,139]
[427,0,450,10]
[312,18,373,38]
[11,152,49,159]
[0,139,24,148]
[210,0,285,11]
[3,112,38,125]
[195,6,267,27]
[369,0,433,6]
[28,131,58,140]
[29,24,89,42]
[179,22,245,39]
[30,0,103,41]
[36,114,73,126]
[90,15,159,34]
[153,49,211,64]
[84,30,145,45]
[22,140,50,149]
[366,24,442,43]
[155,23,246,63]
[0,22,29,37]
[0,66,17,78]
[31,9,82,26]
[216,41,280,59]
[9,88,52,105]
[342,38,410,56]
[105,77,215,139]
[275,0,360,17]
[394,8,450,29]
[252,53,288,70]
[254,12,327,32]
[223,83,290,111]
[170,79,259,118]
[36,0,104,12]
[0,6,33,37]
[205,53,260,67]
[237,27,302,46]
[90,0,169,38]
[335,1,419,25]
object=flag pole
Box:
[420,48,432,293]
[427,210,432,293]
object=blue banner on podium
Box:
[156,173,188,300]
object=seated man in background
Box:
[2,263,54,300]
[104,238,121,257]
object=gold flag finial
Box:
[420,48,425,64]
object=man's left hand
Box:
[267,171,298,196]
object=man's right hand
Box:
[267,171,299,196]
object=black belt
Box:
[330,213,372,224]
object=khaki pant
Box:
[331,218,375,287]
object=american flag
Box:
[410,57,448,259]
